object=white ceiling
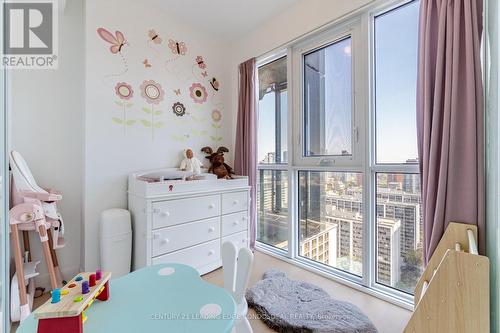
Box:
[151,0,300,42]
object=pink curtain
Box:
[234,58,257,249]
[417,0,484,262]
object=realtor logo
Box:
[2,1,58,69]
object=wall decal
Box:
[171,133,190,142]
[209,77,220,92]
[140,80,165,139]
[143,59,152,68]
[189,83,208,104]
[165,39,188,73]
[97,27,129,76]
[168,39,187,55]
[113,82,136,134]
[172,102,186,117]
[201,71,208,78]
[210,109,223,142]
[195,56,206,69]
[146,29,163,58]
[148,29,162,44]
[173,89,181,96]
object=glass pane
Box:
[257,170,288,249]
[375,1,420,164]
[258,57,288,164]
[376,173,423,294]
[298,171,363,276]
[304,37,352,157]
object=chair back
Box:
[222,241,253,305]
[10,150,46,194]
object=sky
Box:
[258,0,420,164]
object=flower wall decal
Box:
[113,82,135,134]
[189,82,208,104]
[115,82,134,100]
[140,79,165,105]
[172,102,186,117]
[140,80,165,139]
[211,109,223,143]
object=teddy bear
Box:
[201,146,235,179]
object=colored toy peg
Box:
[89,274,96,287]
[96,269,102,280]
[51,289,61,304]
[82,281,90,294]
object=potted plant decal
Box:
[210,109,223,143]
[113,82,135,134]
[140,79,165,139]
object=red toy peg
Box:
[89,274,96,287]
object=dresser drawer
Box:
[221,212,247,237]
[152,195,220,229]
[221,191,248,215]
[222,231,248,252]
[152,217,220,256]
[152,239,221,269]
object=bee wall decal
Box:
[195,56,206,69]
[148,29,162,44]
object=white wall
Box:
[83,0,232,270]
[228,0,374,144]
[9,0,84,287]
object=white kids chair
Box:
[9,150,66,321]
[222,241,254,333]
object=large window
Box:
[373,0,422,295]
[304,37,353,157]
[299,171,363,276]
[257,56,289,250]
[256,0,422,305]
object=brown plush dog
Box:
[201,146,234,179]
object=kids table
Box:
[16,264,236,333]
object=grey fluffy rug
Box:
[246,270,378,333]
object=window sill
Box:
[255,243,415,311]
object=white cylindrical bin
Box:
[100,209,132,278]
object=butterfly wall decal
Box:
[148,29,162,44]
[97,28,127,54]
[201,71,208,78]
[173,89,181,96]
[143,59,152,68]
[168,39,187,55]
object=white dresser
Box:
[128,169,250,275]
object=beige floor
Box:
[12,251,411,333]
[204,251,412,333]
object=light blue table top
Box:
[17,264,236,333]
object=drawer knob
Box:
[208,250,215,256]
[162,238,170,244]
[161,211,170,217]
[233,221,239,226]
[208,227,215,232]
[209,204,215,209]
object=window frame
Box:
[292,18,365,168]
[255,0,421,309]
